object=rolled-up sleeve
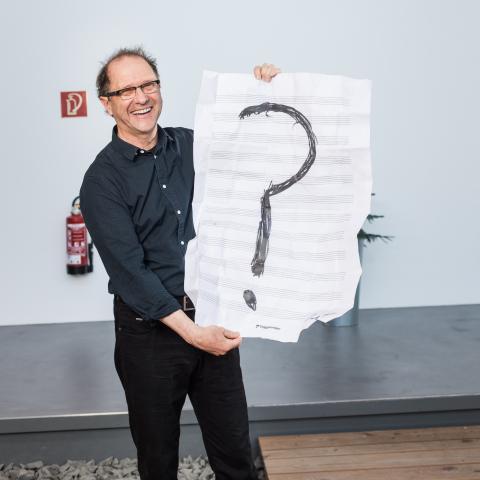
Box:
[80,174,181,320]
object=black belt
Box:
[175,295,195,312]
[115,294,195,313]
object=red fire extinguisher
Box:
[66,195,93,275]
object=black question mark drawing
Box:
[239,103,317,310]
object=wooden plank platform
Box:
[259,426,480,479]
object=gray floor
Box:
[1,304,480,462]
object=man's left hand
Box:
[254,63,281,82]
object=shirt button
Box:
[139,150,144,154]
[154,155,157,159]
[177,210,181,214]
[162,184,167,189]
[180,240,185,246]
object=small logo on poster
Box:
[61,91,87,117]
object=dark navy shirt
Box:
[80,126,195,320]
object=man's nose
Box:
[134,87,149,103]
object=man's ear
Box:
[99,96,113,117]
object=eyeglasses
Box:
[104,79,160,100]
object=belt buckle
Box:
[183,295,195,312]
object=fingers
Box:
[220,335,242,354]
[212,329,242,355]
[220,329,242,353]
[253,63,281,83]
[229,336,242,349]
[223,328,240,339]
[194,325,242,356]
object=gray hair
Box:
[96,46,159,97]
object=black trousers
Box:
[113,295,257,480]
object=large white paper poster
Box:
[184,72,372,342]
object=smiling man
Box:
[80,47,279,480]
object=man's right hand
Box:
[189,324,242,356]
[160,309,242,356]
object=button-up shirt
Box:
[80,126,195,320]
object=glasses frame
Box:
[104,79,160,100]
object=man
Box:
[80,47,279,480]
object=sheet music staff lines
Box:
[216,94,350,106]
[200,235,346,262]
[202,206,352,223]
[207,169,353,185]
[198,272,343,302]
[210,150,352,166]
[200,221,345,243]
[213,132,349,146]
[199,256,346,282]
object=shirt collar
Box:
[111,125,175,161]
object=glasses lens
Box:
[119,87,136,100]
[142,81,159,94]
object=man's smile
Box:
[131,106,153,116]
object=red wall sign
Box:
[61,91,87,118]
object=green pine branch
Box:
[366,214,384,222]
[357,229,394,243]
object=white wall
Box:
[1,0,479,325]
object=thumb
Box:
[223,329,241,339]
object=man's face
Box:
[100,55,162,140]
